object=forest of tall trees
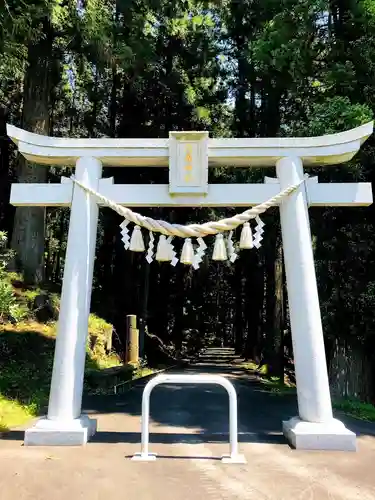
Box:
[1,0,375,401]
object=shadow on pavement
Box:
[91,430,286,445]
[125,455,221,462]
[83,357,297,447]
[3,349,375,446]
[124,454,223,460]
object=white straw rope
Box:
[70,175,305,238]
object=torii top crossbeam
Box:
[7,122,374,207]
[7,121,373,167]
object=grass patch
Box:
[88,313,111,335]
[240,361,268,375]
[333,399,375,422]
[0,317,125,430]
[239,361,296,396]
[0,395,37,431]
[241,360,375,423]
[0,272,155,431]
[134,366,154,379]
[258,376,296,396]
[85,362,156,395]
[89,353,122,370]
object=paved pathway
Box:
[1,348,375,499]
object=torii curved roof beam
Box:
[7,122,373,167]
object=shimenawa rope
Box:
[70,175,306,238]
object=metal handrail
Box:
[131,373,246,464]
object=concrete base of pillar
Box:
[24,415,97,446]
[283,416,356,451]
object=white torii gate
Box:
[7,122,373,451]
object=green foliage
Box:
[250,370,375,421]
[88,313,112,335]
[303,97,373,136]
[9,304,29,323]
[0,281,16,320]
[2,0,375,407]
[0,232,24,322]
[333,399,375,422]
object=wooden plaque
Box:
[169,131,208,195]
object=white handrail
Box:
[131,374,246,464]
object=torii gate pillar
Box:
[277,157,355,450]
[25,157,102,445]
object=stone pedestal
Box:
[24,415,97,446]
[283,416,356,451]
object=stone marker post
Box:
[126,314,139,363]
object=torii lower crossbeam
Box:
[10,178,373,207]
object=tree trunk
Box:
[171,265,189,353]
[139,257,150,357]
[264,229,276,363]
[54,209,66,283]
[11,24,53,284]
[244,251,264,361]
[149,262,171,342]
[234,256,244,353]
[0,106,13,236]
[273,233,285,379]
[329,339,373,402]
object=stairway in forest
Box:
[197,347,238,365]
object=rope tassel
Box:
[130,225,145,252]
[180,238,194,265]
[239,222,253,249]
[212,234,227,261]
[156,235,172,262]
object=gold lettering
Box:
[183,144,193,181]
